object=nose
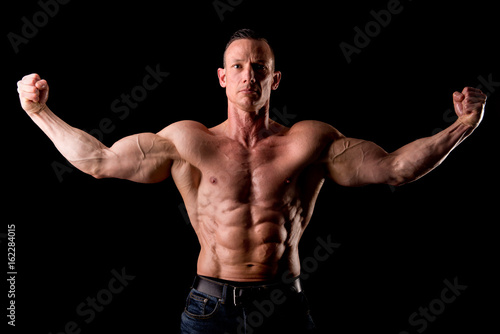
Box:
[242,65,256,84]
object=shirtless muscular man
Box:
[17,29,486,333]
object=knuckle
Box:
[464,97,474,104]
[22,74,39,84]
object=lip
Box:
[239,88,258,94]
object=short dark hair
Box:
[223,28,275,69]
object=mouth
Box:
[239,87,259,94]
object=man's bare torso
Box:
[160,119,337,281]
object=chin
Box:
[235,99,262,112]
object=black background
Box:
[3,0,498,333]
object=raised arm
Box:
[18,73,178,183]
[326,87,487,187]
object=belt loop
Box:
[191,275,199,289]
[221,283,228,305]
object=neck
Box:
[225,102,271,147]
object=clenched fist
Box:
[17,73,49,114]
[453,87,487,128]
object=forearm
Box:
[328,87,486,187]
[28,105,107,175]
[390,120,474,185]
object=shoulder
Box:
[156,120,210,137]
[155,120,221,164]
[280,120,347,164]
[288,120,345,143]
[156,120,213,144]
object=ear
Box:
[217,68,227,88]
[272,71,282,90]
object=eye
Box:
[253,64,268,73]
[233,64,242,69]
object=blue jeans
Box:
[180,282,317,334]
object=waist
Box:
[192,275,303,306]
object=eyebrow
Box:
[231,59,268,64]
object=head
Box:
[217,29,281,113]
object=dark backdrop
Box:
[3,0,498,333]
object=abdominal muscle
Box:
[194,202,302,282]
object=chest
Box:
[195,137,312,205]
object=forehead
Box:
[225,39,273,64]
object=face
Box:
[218,39,281,112]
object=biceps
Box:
[97,133,175,183]
[327,139,394,186]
